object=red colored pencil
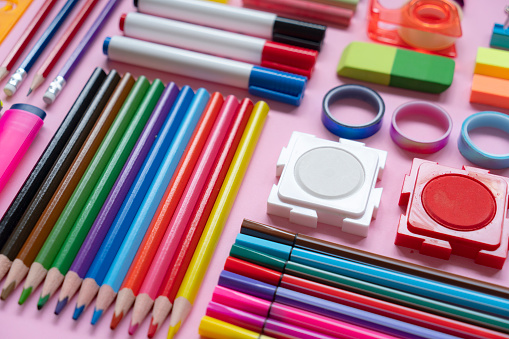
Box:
[147,98,254,338]
[0,0,58,81]
[128,96,241,334]
[28,0,99,95]
[109,92,225,330]
[224,256,509,339]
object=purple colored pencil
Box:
[206,301,336,339]
[43,0,120,104]
[54,83,180,315]
[218,271,459,339]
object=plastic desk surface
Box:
[0,0,508,338]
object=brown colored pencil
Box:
[1,73,135,301]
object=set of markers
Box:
[199,219,509,339]
[0,68,269,338]
[103,0,328,106]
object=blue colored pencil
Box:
[90,88,210,325]
[53,83,180,316]
[4,0,80,96]
[43,0,121,104]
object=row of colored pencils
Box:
[0,67,269,338]
[199,219,509,339]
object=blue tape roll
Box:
[458,111,509,169]
[321,84,384,139]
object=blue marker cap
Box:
[249,66,307,106]
[103,37,111,55]
[235,234,292,260]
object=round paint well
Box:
[294,147,365,199]
[422,174,496,231]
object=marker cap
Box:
[249,66,307,106]
[261,41,318,78]
[218,270,276,301]
[273,16,326,51]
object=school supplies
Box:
[337,41,455,94]
[167,101,269,338]
[135,0,326,50]
[103,36,307,106]
[120,12,318,78]
[0,68,106,286]
[0,0,57,81]
[0,0,33,46]
[43,0,121,104]
[4,0,80,96]
[0,104,45,194]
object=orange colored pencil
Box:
[109,92,225,329]
[147,98,254,338]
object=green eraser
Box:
[475,47,509,80]
[337,42,455,94]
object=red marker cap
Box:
[261,41,318,78]
[119,13,126,31]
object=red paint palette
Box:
[396,158,509,269]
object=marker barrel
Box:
[0,104,45,193]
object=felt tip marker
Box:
[120,13,317,78]
[103,36,307,106]
[134,0,326,51]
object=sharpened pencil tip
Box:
[37,294,50,310]
[147,319,158,338]
[110,311,123,330]
[26,88,32,97]
[19,287,33,305]
[91,308,103,325]
[1,282,16,300]
[73,305,85,320]
[167,323,180,339]
[55,297,68,315]
[128,322,138,335]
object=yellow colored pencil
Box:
[167,101,269,339]
[199,316,275,339]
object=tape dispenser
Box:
[368,0,462,57]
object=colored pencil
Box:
[230,244,509,333]
[241,219,509,300]
[128,95,239,334]
[206,301,339,339]
[18,75,146,305]
[147,98,254,338]
[109,90,221,329]
[71,83,185,320]
[1,71,124,301]
[219,270,458,339]
[43,0,120,104]
[167,101,269,339]
[28,0,99,95]
[211,285,396,339]
[4,0,80,96]
[0,68,105,283]
[199,316,275,339]
[56,83,179,316]
[37,80,164,309]
[91,88,209,325]
[0,0,58,81]
[225,257,509,339]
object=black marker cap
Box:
[273,17,326,51]
[134,0,138,7]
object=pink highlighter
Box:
[0,103,45,193]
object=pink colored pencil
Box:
[28,0,99,95]
[0,0,58,81]
[211,286,396,339]
[128,96,241,334]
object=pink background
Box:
[1,0,509,338]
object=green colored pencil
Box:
[19,76,151,305]
[37,79,165,308]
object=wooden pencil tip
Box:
[1,281,15,300]
[73,304,85,320]
[26,88,32,97]
[18,287,32,305]
[110,311,123,330]
[55,297,68,315]
[166,323,181,339]
[91,308,103,325]
[147,318,158,338]
[128,322,138,335]
[37,293,50,310]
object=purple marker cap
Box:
[218,270,276,301]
